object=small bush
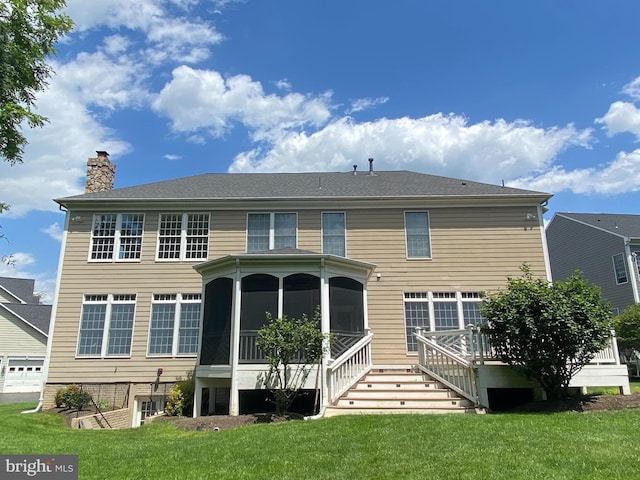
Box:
[165,371,195,416]
[54,385,92,411]
[96,399,111,411]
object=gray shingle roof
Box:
[0,304,51,336]
[0,277,37,303]
[55,170,549,204]
[558,213,640,238]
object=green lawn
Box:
[1,403,639,480]
[587,380,640,395]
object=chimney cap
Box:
[96,150,109,157]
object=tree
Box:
[614,304,640,355]
[256,309,329,416]
[481,265,612,400]
[1,0,73,165]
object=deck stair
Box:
[324,366,475,417]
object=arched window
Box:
[241,274,279,330]
[283,273,320,320]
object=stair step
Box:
[334,398,470,408]
[324,406,475,417]
[363,374,439,383]
[353,381,442,390]
[343,389,455,400]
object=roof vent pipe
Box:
[352,164,357,175]
[368,158,375,176]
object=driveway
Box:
[0,392,40,404]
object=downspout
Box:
[23,210,70,414]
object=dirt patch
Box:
[505,392,640,413]
[152,412,303,431]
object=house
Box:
[0,277,51,393]
[42,153,629,426]
[546,213,640,315]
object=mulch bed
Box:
[151,412,303,431]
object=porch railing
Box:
[238,330,366,364]
[418,325,621,366]
[327,330,373,404]
[415,328,479,405]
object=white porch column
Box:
[229,264,242,415]
[320,260,330,408]
[193,378,202,417]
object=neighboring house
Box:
[43,153,629,426]
[0,277,51,393]
[546,213,640,315]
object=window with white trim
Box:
[613,253,628,285]
[157,213,209,261]
[322,212,346,256]
[403,291,485,353]
[246,213,297,252]
[90,214,144,261]
[404,211,431,258]
[77,294,136,357]
[148,293,202,356]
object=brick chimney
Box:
[85,151,115,193]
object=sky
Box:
[1,0,640,302]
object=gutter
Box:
[304,404,328,421]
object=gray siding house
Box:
[546,213,640,315]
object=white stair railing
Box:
[415,328,479,405]
[327,330,373,404]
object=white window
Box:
[404,211,431,258]
[148,293,202,356]
[403,291,485,353]
[90,214,144,261]
[246,213,297,252]
[322,212,346,256]
[77,294,136,357]
[157,213,209,261]
[613,253,628,285]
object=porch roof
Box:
[194,248,376,279]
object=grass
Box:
[587,380,640,395]
[2,403,640,480]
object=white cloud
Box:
[163,154,182,160]
[53,51,151,110]
[347,96,389,114]
[510,148,640,195]
[0,69,130,217]
[65,0,224,65]
[228,114,592,185]
[622,76,640,101]
[152,66,333,138]
[42,223,64,242]
[595,101,640,139]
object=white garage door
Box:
[4,358,45,393]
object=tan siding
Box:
[48,204,548,383]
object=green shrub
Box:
[54,385,92,411]
[164,371,195,416]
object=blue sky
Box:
[1,0,640,302]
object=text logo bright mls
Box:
[1,455,77,479]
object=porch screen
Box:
[283,274,320,320]
[241,274,279,329]
[200,277,233,365]
[329,277,364,333]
